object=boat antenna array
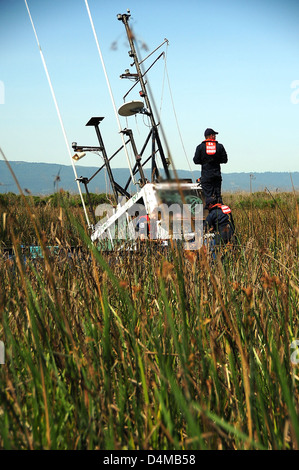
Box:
[70,8,175,225]
[117,11,172,181]
[25,2,176,229]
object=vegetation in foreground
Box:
[0,190,298,450]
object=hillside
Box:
[0,160,298,195]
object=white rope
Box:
[84,0,136,186]
[163,47,194,175]
[24,0,91,227]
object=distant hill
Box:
[0,161,298,195]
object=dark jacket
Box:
[204,204,235,243]
[193,140,227,180]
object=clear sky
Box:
[0,0,298,177]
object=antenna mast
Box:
[117,11,171,181]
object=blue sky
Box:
[0,0,298,178]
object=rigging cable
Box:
[159,52,166,119]
[84,0,136,186]
[163,46,194,175]
[24,0,91,228]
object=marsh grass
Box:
[0,190,298,449]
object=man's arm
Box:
[193,145,202,164]
[218,144,228,164]
[204,213,214,232]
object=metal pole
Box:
[122,129,147,186]
[118,13,171,179]
[93,122,118,202]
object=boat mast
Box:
[117,11,171,181]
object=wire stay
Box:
[84,0,136,186]
[24,0,91,227]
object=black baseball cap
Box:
[204,128,218,137]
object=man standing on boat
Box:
[193,128,228,203]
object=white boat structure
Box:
[71,11,204,250]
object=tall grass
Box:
[0,190,298,449]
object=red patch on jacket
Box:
[220,205,231,214]
[205,141,216,155]
[212,203,232,214]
